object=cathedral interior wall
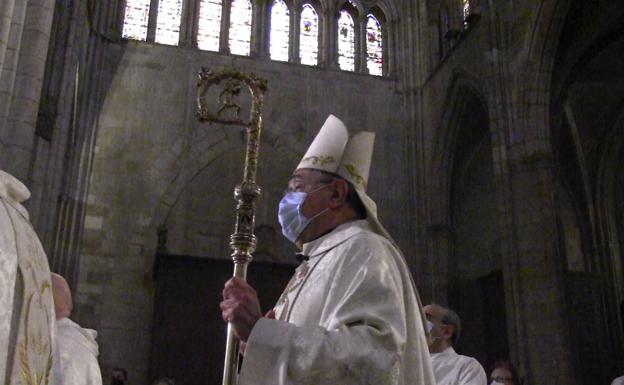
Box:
[73,40,409,383]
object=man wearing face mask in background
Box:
[424,303,487,385]
[220,115,435,385]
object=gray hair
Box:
[441,307,462,346]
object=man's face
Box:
[423,304,451,341]
[490,367,514,385]
[286,169,332,219]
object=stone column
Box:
[251,0,268,58]
[0,0,16,74]
[289,0,301,63]
[259,0,270,59]
[219,0,232,54]
[506,149,580,385]
[146,0,159,42]
[425,223,453,302]
[0,0,57,182]
[179,0,198,47]
[324,4,338,69]
[357,15,366,73]
[383,20,392,76]
[0,0,26,135]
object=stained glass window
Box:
[337,10,355,71]
[299,4,318,65]
[366,15,382,76]
[155,0,183,45]
[122,0,150,41]
[197,0,223,51]
[463,0,470,28]
[270,0,290,61]
[229,0,252,56]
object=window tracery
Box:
[120,0,389,76]
[197,0,223,51]
[299,4,319,65]
[229,0,252,56]
[337,10,355,71]
[155,0,184,45]
[270,0,290,62]
[366,14,382,76]
[122,0,151,41]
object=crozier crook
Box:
[196,68,267,385]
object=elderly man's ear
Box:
[328,179,349,208]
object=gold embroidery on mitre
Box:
[344,164,367,189]
[301,155,335,166]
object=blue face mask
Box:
[426,320,441,342]
[278,185,329,243]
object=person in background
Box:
[489,359,520,385]
[110,367,128,385]
[52,273,103,385]
[425,303,487,385]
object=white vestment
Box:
[239,220,435,385]
[0,170,58,385]
[55,318,102,385]
[430,347,487,385]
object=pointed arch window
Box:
[337,10,355,71]
[270,0,290,61]
[155,0,183,45]
[122,0,151,41]
[229,0,252,56]
[299,4,319,65]
[366,14,383,76]
[197,0,223,51]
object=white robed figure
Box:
[220,115,435,385]
[51,273,103,385]
[0,170,58,385]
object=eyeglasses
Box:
[490,377,513,383]
[284,179,332,195]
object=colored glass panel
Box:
[122,0,150,41]
[155,0,183,45]
[229,0,252,56]
[197,0,223,51]
[337,10,355,71]
[270,0,290,61]
[299,4,318,65]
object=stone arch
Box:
[430,70,487,228]
[148,129,300,249]
[367,1,398,23]
[301,0,323,14]
[551,17,624,127]
[425,70,488,304]
[515,0,570,148]
[428,69,503,365]
[336,0,364,17]
[547,8,624,380]
[595,104,624,355]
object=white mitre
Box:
[296,115,392,241]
